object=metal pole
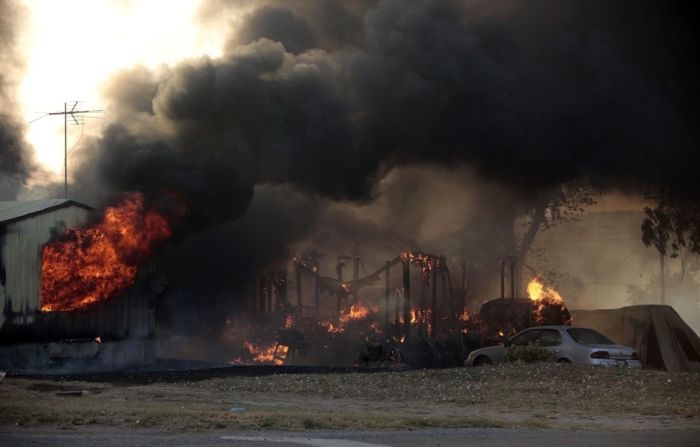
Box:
[660,253,666,305]
[64,102,67,199]
[403,261,411,339]
[314,277,320,317]
[384,261,391,326]
[510,256,516,302]
[430,266,437,337]
[296,265,303,317]
[500,259,505,299]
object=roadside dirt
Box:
[1,363,698,431]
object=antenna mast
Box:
[48,101,102,198]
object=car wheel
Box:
[557,358,571,363]
[474,356,492,366]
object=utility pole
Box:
[48,102,102,198]
[660,252,666,305]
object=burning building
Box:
[0,197,165,371]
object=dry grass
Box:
[1,363,698,431]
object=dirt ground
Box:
[1,363,698,431]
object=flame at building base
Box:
[40,192,171,312]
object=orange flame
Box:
[40,192,171,312]
[243,341,288,365]
[527,278,568,325]
[339,303,370,324]
[527,278,563,303]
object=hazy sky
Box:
[19,0,227,181]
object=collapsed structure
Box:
[0,199,158,370]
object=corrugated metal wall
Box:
[0,205,158,369]
[0,206,88,328]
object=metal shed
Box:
[0,199,156,371]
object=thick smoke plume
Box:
[73,0,700,214]
[0,0,32,199]
[58,0,700,331]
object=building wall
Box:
[0,205,158,370]
[0,206,88,328]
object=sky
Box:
[19,0,226,182]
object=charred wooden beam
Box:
[295,264,303,317]
[403,261,411,339]
[510,256,516,302]
[500,259,505,300]
[314,276,320,317]
[431,266,437,337]
[277,272,288,312]
[258,276,266,315]
[384,261,391,326]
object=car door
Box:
[532,328,563,357]
[510,329,542,347]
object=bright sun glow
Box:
[20,0,226,181]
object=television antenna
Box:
[47,101,103,198]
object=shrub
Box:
[504,342,555,363]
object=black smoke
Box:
[74,0,700,210]
[0,0,32,199]
[61,0,700,331]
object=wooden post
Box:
[510,256,516,302]
[384,261,391,326]
[500,259,505,299]
[278,271,288,312]
[403,261,411,339]
[352,256,360,305]
[295,265,303,317]
[259,277,266,315]
[461,259,467,313]
[314,276,320,317]
[431,267,437,337]
[394,289,401,334]
[266,278,272,314]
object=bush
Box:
[504,342,555,363]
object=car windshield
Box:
[567,328,615,345]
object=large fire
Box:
[527,278,563,303]
[526,278,570,325]
[40,192,171,312]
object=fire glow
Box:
[322,302,374,333]
[527,278,569,325]
[243,341,288,365]
[527,278,563,303]
[40,192,171,312]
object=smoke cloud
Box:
[72,0,699,210]
[54,0,700,329]
[0,0,32,199]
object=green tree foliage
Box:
[642,199,700,257]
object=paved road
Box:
[1,427,699,447]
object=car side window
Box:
[537,329,562,347]
[510,330,540,346]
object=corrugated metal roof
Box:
[0,199,92,225]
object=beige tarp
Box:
[572,305,700,372]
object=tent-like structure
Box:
[572,305,700,372]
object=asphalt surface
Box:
[1,427,699,447]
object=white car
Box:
[465,326,641,367]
